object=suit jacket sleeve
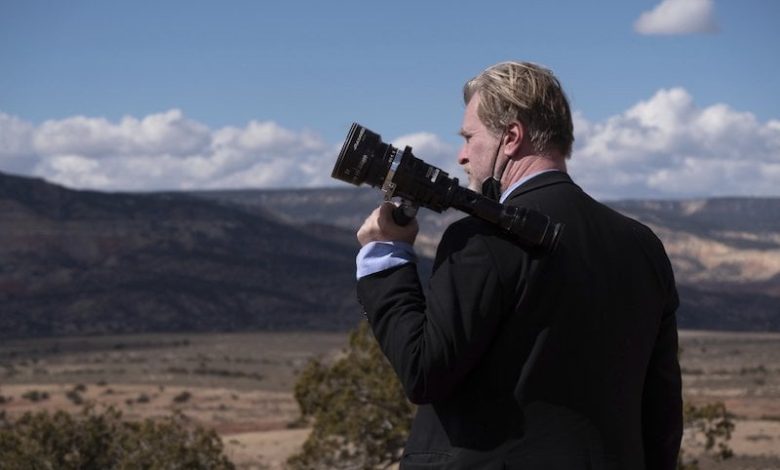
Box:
[357,220,522,404]
[641,241,684,469]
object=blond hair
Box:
[463,61,574,158]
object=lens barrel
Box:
[332,123,394,188]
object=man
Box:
[356,61,682,469]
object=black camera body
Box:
[332,123,563,253]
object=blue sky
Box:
[1,0,779,199]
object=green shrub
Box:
[0,406,234,469]
[65,389,83,406]
[287,320,414,469]
[21,390,49,402]
[678,400,735,469]
[173,391,192,403]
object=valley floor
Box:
[1,329,779,469]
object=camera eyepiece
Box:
[332,123,563,253]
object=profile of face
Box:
[457,93,502,192]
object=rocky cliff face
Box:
[605,199,780,331]
[1,172,779,338]
[610,199,780,287]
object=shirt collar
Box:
[499,169,562,203]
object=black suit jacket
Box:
[357,172,682,469]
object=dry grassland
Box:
[1,329,779,469]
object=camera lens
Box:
[332,123,393,188]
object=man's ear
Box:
[503,121,524,158]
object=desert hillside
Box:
[1,171,779,337]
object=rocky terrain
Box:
[1,170,779,337]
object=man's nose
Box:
[457,148,468,165]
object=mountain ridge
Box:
[1,171,779,337]
[0,171,361,338]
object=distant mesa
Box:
[1,170,779,338]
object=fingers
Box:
[357,206,383,246]
[357,202,418,246]
[377,202,398,229]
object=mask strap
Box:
[479,130,507,201]
[483,130,508,187]
[493,130,511,182]
[489,130,505,178]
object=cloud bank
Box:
[1,110,341,191]
[1,87,779,199]
[634,0,718,36]
[570,87,780,199]
[0,111,460,194]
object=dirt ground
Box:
[1,329,779,469]
[677,330,780,469]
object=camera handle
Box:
[380,146,418,226]
[391,199,419,226]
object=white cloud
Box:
[634,0,718,35]
[0,110,336,191]
[1,93,778,199]
[570,87,780,199]
[392,132,460,178]
[33,110,212,159]
[35,155,112,189]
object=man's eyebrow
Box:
[458,128,470,137]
